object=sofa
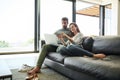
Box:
[43,36,120,80]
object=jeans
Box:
[59,44,93,57]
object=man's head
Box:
[61,17,68,29]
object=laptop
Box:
[44,33,59,45]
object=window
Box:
[0,0,35,53]
[104,4,112,35]
[76,1,99,36]
[40,0,72,39]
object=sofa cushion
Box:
[64,56,120,80]
[47,52,67,64]
[82,37,94,52]
[92,36,120,55]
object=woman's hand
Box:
[61,32,68,38]
[57,34,63,39]
[61,32,74,43]
[58,35,67,46]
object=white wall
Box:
[101,0,120,35]
[118,1,120,35]
[111,0,120,35]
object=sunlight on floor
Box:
[0,53,39,69]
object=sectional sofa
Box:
[44,36,120,80]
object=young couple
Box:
[27,17,106,77]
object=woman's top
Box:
[66,32,84,45]
[56,32,84,53]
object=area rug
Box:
[9,68,71,80]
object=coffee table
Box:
[0,60,12,80]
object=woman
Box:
[58,23,106,58]
[28,22,105,75]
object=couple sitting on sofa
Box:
[27,22,106,77]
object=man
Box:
[55,17,73,43]
[26,17,73,77]
[41,17,73,46]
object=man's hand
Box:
[56,34,63,39]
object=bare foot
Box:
[27,66,40,75]
[93,53,106,59]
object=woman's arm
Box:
[62,33,74,43]
[59,38,67,46]
[57,34,67,46]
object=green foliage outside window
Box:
[0,41,9,48]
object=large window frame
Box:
[72,0,105,36]
[34,0,40,52]
[0,0,40,54]
[40,0,72,43]
[0,0,107,54]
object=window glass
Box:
[40,0,72,39]
[76,1,99,36]
[0,0,34,53]
[104,4,112,35]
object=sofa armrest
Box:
[41,40,46,47]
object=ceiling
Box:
[65,0,112,17]
[76,4,111,17]
[77,0,111,5]
[76,5,99,17]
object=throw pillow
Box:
[82,37,94,52]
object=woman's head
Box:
[69,22,80,33]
